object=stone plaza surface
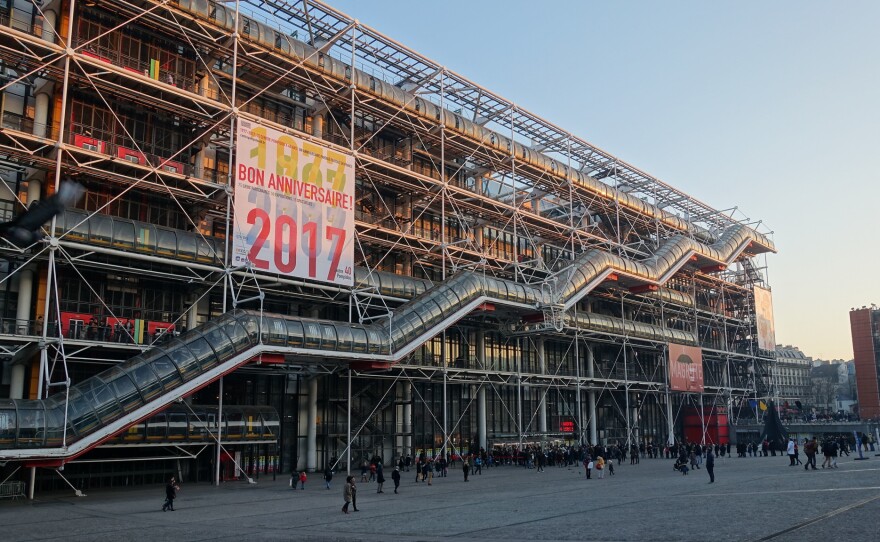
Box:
[2,453,880,542]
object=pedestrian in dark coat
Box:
[706,448,715,483]
[462,459,470,482]
[376,463,386,493]
[324,466,333,489]
[391,467,401,493]
[162,476,179,511]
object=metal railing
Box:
[0,481,25,500]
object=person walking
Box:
[376,463,386,493]
[298,471,307,490]
[421,459,429,482]
[324,466,333,490]
[821,439,833,468]
[162,476,179,511]
[392,466,401,494]
[787,438,796,466]
[595,456,605,479]
[804,437,818,471]
[342,476,354,514]
[830,439,839,468]
[462,458,470,482]
[706,447,715,483]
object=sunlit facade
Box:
[0,0,775,492]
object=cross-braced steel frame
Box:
[0,0,776,494]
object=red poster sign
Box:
[668,343,704,392]
[560,420,575,433]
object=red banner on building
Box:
[668,343,704,392]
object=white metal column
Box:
[403,382,412,459]
[537,337,547,434]
[306,376,318,472]
[587,344,597,445]
[476,332,487,451]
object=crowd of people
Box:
[162,431,871,512]
[780,412,860,424]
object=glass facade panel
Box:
[303,322,322,349]
[351,327,367,353]
[62,209,90,241]
[126,362,163,401]
[165,339,202,381]
[156,227,177,256]
[335,325,353,353]
[0,400,16,447]
[320,324,337,350]
[15,406,46,447]
[285,320,305,348]
[113,220,136,249]
[203,326,236,361]
[104,366,143,412]
[150,354,183,391]
[89,214,113,244]
[266,317,287,346]
[136,223,157,252]
[186,337,220,371]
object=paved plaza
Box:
[2,453,880,542]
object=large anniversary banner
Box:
[232,120,354,286]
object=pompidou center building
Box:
[0,0,777,493]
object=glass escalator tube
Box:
[0,399,16,448]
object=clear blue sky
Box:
[327,0,879,360]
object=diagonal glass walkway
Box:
[0,224,773,462]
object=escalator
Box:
[0,224,773,463]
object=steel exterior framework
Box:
[0,0,775,492]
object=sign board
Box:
[668,343,704,392]
[754,286,776,351]
[232,120,354,285]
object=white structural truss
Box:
[0,0,776,497]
